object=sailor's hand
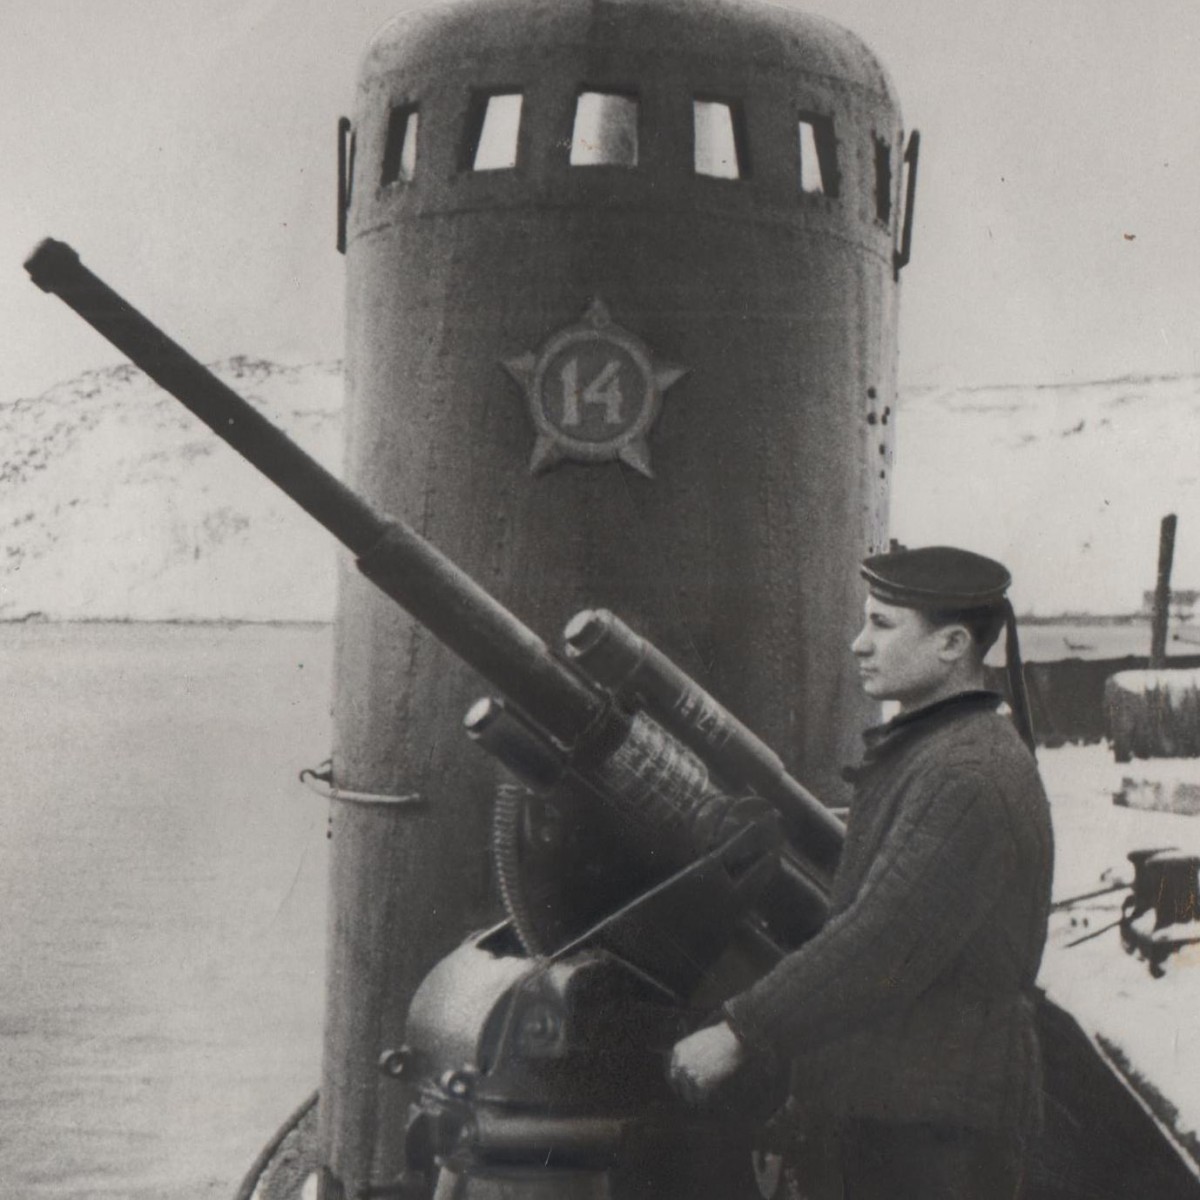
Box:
[668,1021,746,1104]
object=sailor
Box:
[669,546,1054,1199]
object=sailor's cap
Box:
[861,546,1011,610]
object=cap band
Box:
[862,573,1007,610]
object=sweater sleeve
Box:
[724,767,1016,1058]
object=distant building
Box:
[1142,589,1199,620]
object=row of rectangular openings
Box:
[382,92,867,200]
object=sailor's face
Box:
[850,596,949,712]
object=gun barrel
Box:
[27,238,841,971]
[24,238,607,744]
[564,609,844,872]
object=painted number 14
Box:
[559,357,625,427]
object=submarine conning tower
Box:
[324,0,914,1194]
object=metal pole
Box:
[1150,514,1178,669]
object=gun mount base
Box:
[396,927,783,1200]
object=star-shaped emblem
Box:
[502,299,686,477]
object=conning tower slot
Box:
[693,98,750,180]
[382,105,420,184]
[798,112,838,197]
[570,91,639,167]
[465,91,524,171]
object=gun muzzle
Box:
[465,698,568,791]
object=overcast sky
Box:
[2,0,1199,401]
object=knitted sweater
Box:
[724,691,1054,1132]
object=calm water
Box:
[0,623,331,1199]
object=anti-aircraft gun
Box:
[26,0,1200,1194]
[26,239,844,1199]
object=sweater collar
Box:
[842,690,1004,782]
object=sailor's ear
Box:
[936,623,973,663]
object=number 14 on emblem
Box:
[503,299,686,477]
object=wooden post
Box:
[1150,514,1178,669]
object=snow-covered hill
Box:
[0,358,342,621]
[1,361,1197,620]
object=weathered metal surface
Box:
[329,0,907,1192]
